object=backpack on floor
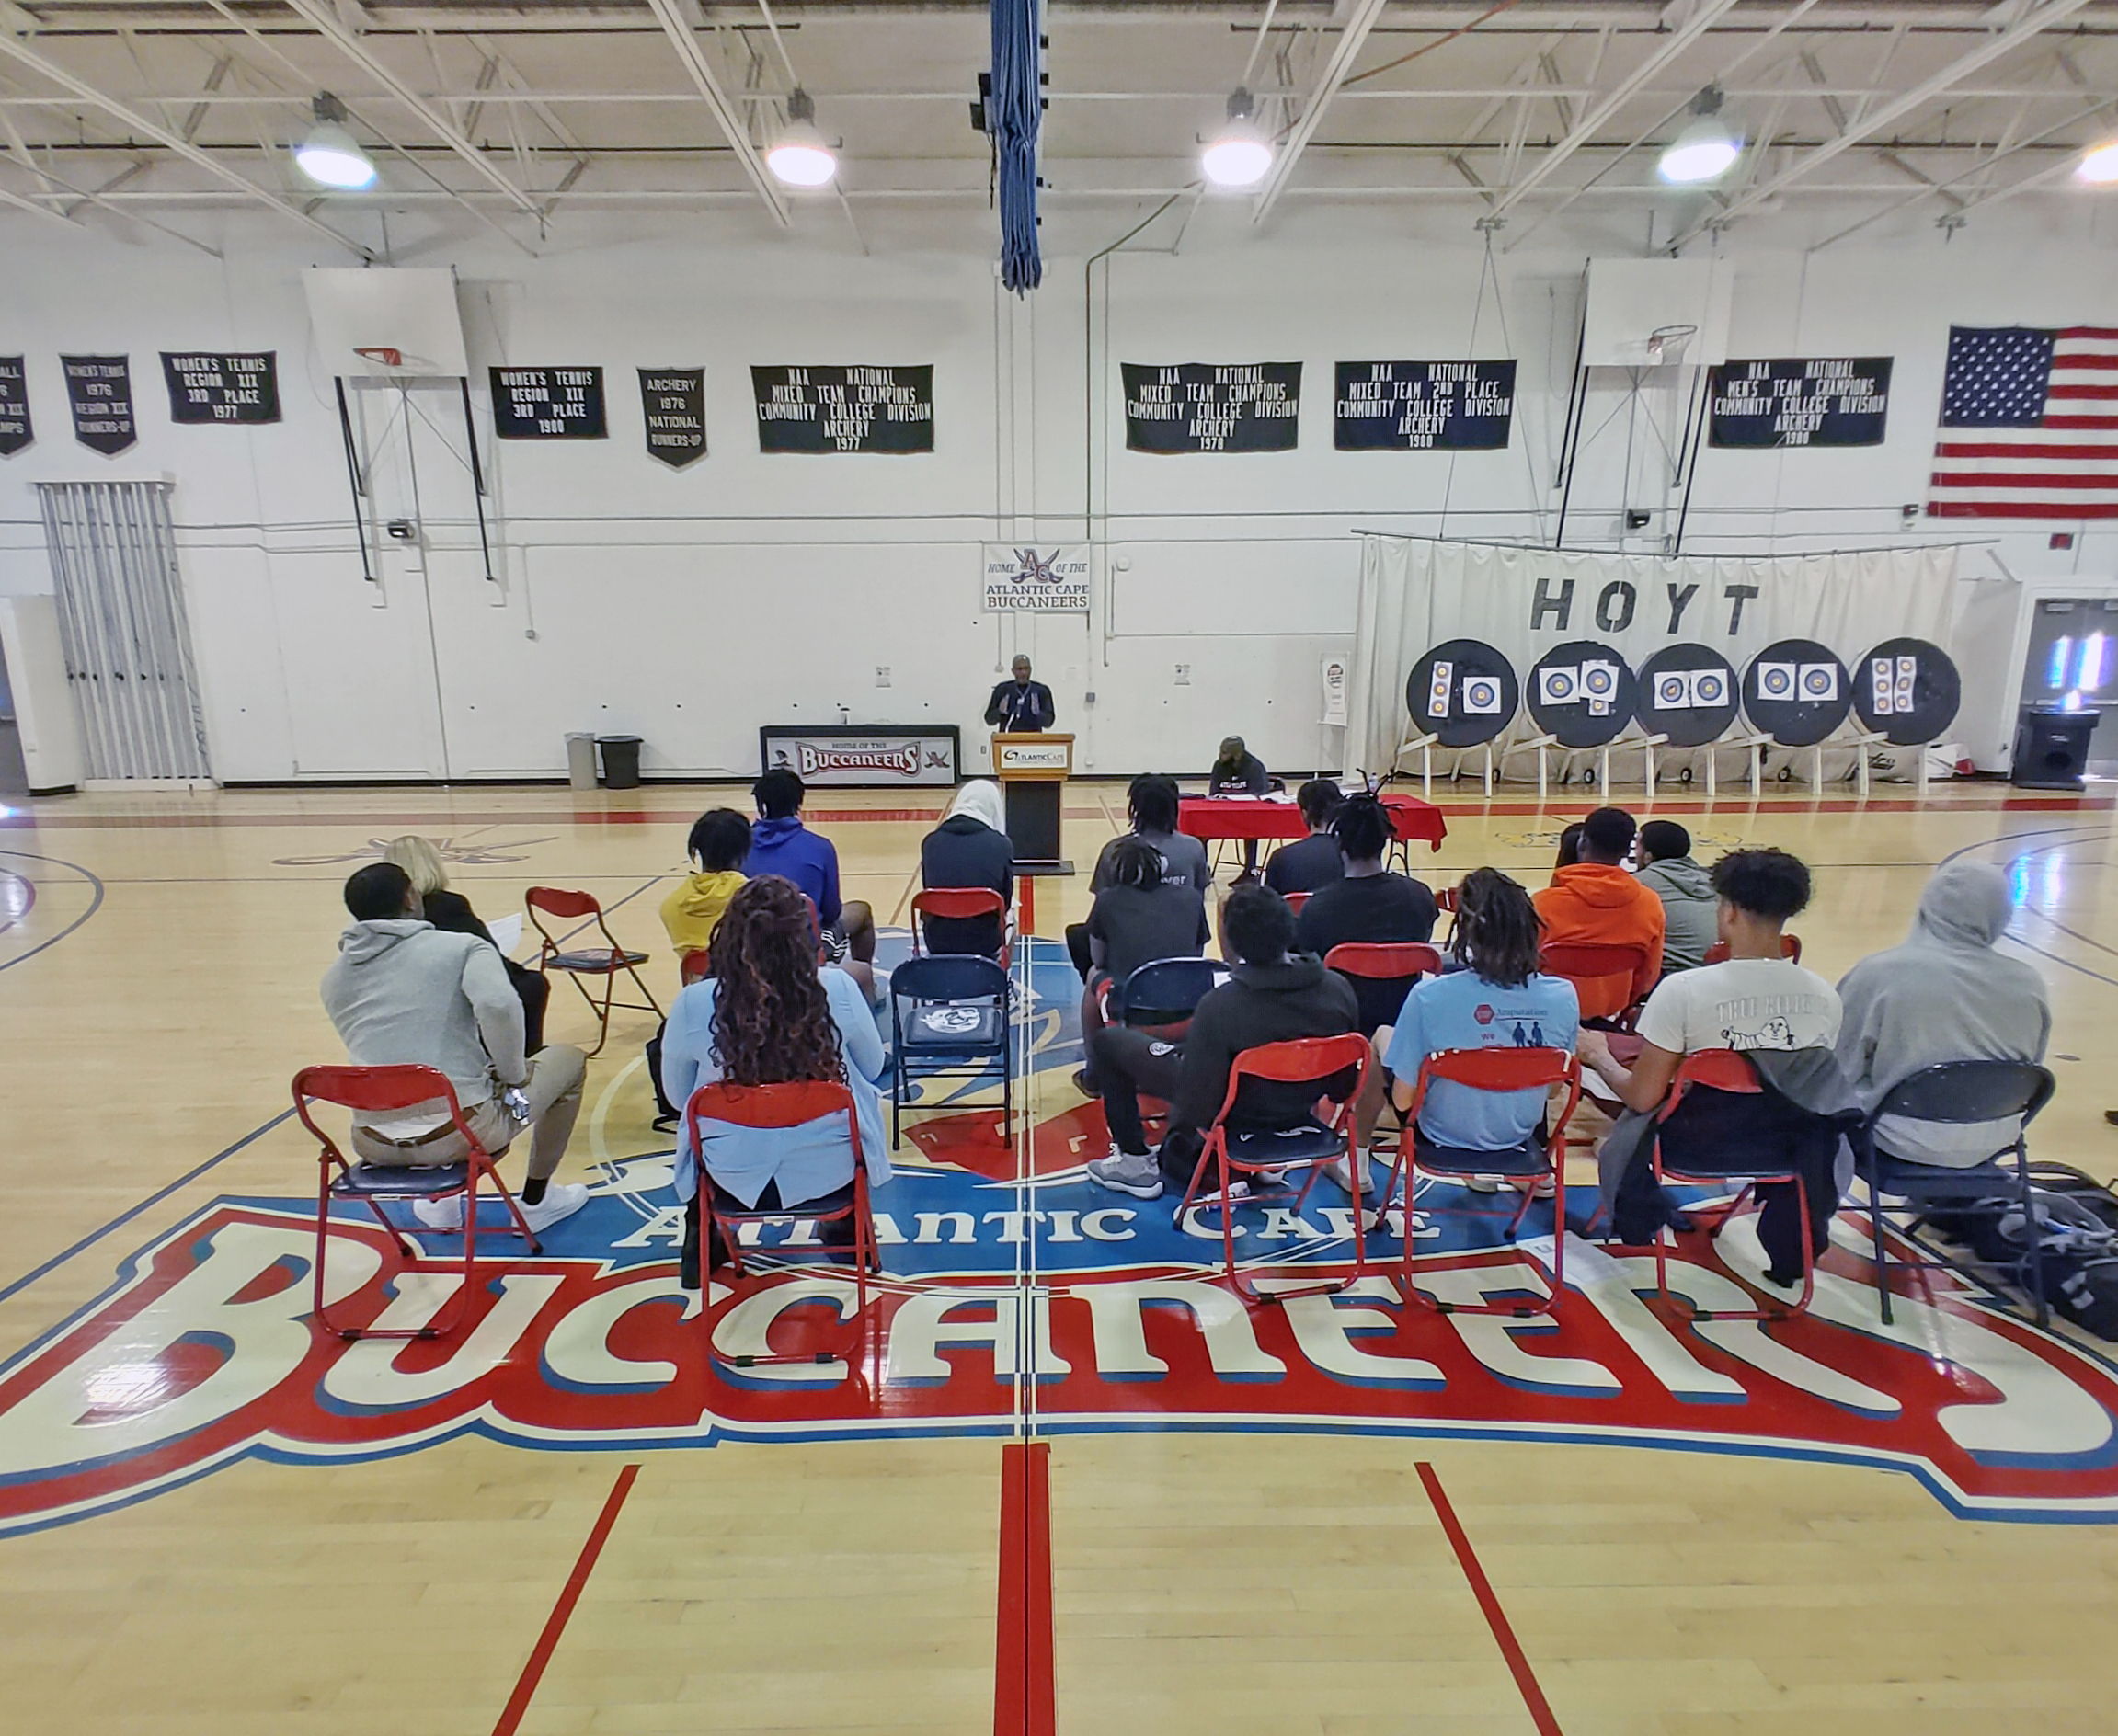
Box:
[1917,1165,2118,1341]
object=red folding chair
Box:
[910,886,1012,965]
[1324,941,1443,1038]
[680,948,713,986]
[1379,1047,1582,1319]
[1283,891,1311,915]
[1174,1034,1371,1304]
[1702,933,1802,965]
[1649,1047,1815,1319]
[685,1079,883,1366]
[527,885,664,1056]
[1538,940,1653,1029]
[292,1063,543,1341]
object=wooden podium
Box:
[991,732,1073,875]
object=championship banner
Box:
[751,365,934,454]
[759,725,959,786]
[1122,362,1300,453]
[638,368,705,468]
[1345,537,1961,779]
[1334,360,1516,451]
[982,544,1091,613]
[490,367,607,440]
[0,357,29,455]
[61,355,134,455]
[161,352,280,425]
[1709,358,1891,449]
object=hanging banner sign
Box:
[638,368,705,468]
[1334,360,1517,451]
[61,355,135,456]
[160,352,280,425]
[489,366,607,440]
[1122,362,1301,453]
[751,365,935,453]
[982,543,1092,613]
[0,357,29,456]
[1709,357,1892,449]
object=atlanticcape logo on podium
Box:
[983,544,1091,613]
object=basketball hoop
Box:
[1643,324,1699,367]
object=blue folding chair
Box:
[1113,956,1228,1034]
[1858,1058,2055,1327]
[889,954,1013,1148]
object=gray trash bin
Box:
[565,732,599,791]
[597,734,644,789]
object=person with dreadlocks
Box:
[659,874,889,1289]
[1367,867,1578,1192]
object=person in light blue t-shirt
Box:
[1380,866,1579,1155]
[660,876,890,1290]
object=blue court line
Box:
[0,850,104,974]
[0,1107,294,1308]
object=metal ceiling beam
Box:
[1671,0,2099,246]
[279,0,540,213]
[0,13,371,254]
[639,0,789,225]
[1488,0,1744,214]
[1251,0,1392,223]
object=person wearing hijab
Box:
[918,779,1014,957]
[1834,860,2051,1167]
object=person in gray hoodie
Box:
[1835,860,2051,1167]
[1635,821,1719,976]
[320,862,590,1231]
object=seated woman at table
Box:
[1207,735,1273,877]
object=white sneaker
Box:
[1464,1176,1501,1194]
[521,1183,590,1233]
[1086,1149,1164,1199]
[411,1194,465,1231]
[1322,1155,1366,1197]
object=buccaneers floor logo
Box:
[4,939,2117,1532]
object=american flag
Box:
[1929,325,2118,520]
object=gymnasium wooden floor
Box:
[6,778,2118,1734]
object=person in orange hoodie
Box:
[1532,806,1665,1022]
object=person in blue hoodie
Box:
[745,766,876,996]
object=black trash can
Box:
[595,734,644,790]
[2011,708,2099,791]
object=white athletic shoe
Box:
[521,1183,590,1233]
[1085,1149,1164,1200]
[411,1194,465,1231]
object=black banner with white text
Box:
[1122,362,1301,453]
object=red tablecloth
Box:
[1177,794,1447,851]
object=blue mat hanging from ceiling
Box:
[991,0,1042,291]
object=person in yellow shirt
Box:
[659,809,751,965]
[649,808,750,1130]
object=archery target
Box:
[1689,668,1729,708]
[1426,660,1454,721]
[1745,640,1851,746]
[1528,641,1637,748]
[1853,636,1961,747]
[1654,670,1692,709]
[1635,644,1739,748]
[1405,639,1517,748]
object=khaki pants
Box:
[351,1043,587,1183]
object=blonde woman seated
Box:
[382,834,549,1053]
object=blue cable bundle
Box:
[990,0,1041,291]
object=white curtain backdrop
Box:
[1345,537,1963,781]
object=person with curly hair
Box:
[659,874,889,1287]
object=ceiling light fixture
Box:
[294,92,376,191]
[767,88,838,188]
[1203,88,1273,189]
[1658,86,1741,186]
[2080,139,2118,185]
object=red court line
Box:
[491,1461,642,1736]
[994,1441,1055,1736]
[1417,1461,1562,1736]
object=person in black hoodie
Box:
[382,834,548,1053]
[918,780,1014,957]
[1084,884,1358,1200]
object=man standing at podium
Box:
[985,655,1056,734]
